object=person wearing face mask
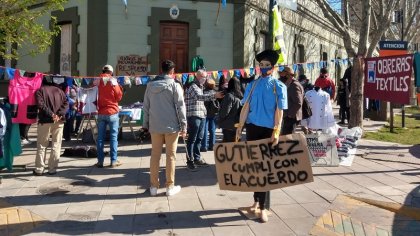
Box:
[240,49,288,223]
[185,69,224,171]
[279,67,304,135]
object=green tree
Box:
[0,0,67,61]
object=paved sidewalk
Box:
[1,119,420,235]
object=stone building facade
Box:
[1,0,348,100]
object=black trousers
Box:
[19,124,31,140]
[281,117,299,135]
[222,129,236,142]
[63,116,75,141]
[246,123,273,210]
[339,106,350,123]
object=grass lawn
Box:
[363,114,420,145]
[404,106,420,115]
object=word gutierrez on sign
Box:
[213,134,313,192]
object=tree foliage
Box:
[0,0,67,61]
[313,0,408,128]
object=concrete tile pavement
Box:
[0,121,419,235]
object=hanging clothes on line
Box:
[0,100,22,171]
[8,70,43,124]
[0,105,6,159]
[78,86,98,115]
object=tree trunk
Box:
[349,57,364,128]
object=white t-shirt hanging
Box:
[0,107,6,136]
[302,88,335,129]
[78,87,98,115]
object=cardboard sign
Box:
[213,134,313,192]
[116,55,148,76]
[364,54,414,104]
[306,134,339,166]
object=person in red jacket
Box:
[314,67,336,100]
[95,65,123,168]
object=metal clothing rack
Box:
[76,113,98,144]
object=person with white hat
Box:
[94,64,123,168]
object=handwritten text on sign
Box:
[364,54,414,104]
[213,134,313,192]
[116,55,148,76]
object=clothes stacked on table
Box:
[336,127,362,161]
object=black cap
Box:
[256,49,279,66]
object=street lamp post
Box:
[400,10,406,128]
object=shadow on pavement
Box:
[4,165,218,207]
[392,185,420,235]
[9,209,246,235]
[409,145,420,159]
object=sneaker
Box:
[194,159,209,167]
[200,148,208,152]
[187,162,197,171]
[21,139,30,145]
[93,163,104,168]
[260,209,268,223]
[150,187,158,196]
[110,160,122,168]
[166,185,181,196]
[32,170,43,176]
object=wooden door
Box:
[159,22,189,73]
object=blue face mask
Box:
[260,67,272,75]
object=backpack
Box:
[302,96,313,119]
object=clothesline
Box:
[0,58,350,86]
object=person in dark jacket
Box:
[336,78,350,124]
[33,78,69,176]
[201,79,219,151]
[218,77,243,142]
[239,73,255,94]
[217,75,228,93]
[298,74,314,93]
[279,66,304,135]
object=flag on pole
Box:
[122,0,128,15]
[272,7,288,64]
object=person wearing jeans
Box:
[201,116,216,151]
[96,113,119,165]
[143,60,187,196]
[187,116,206,164]
[201,79,219,151]
[185,70,224,170]
[95,65,123,168]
